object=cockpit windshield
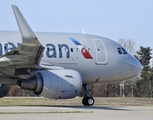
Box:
[117,47,128,54]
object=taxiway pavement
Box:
[0,105,153,120]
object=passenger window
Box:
[71,48,73,52]
[88,48,91,53]
[82,48,86,53]
[76,48,80,53]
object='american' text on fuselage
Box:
[0,42,71,58]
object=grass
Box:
[0,97,153,106]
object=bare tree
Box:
[118,38,136,55]
[118,38,137,97]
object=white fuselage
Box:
[0,31,142,84]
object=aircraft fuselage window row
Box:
[117,47,128,54]
[47,47,91,53]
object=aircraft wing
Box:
[0,5,44,67]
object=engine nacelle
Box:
[18,69,82,99]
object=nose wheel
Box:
[82,97,94,106]
[82,84,94,106]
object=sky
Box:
[0,0,153,52]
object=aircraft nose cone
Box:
[129,55,142,77]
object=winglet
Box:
[12,5,41,46]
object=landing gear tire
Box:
[82,97,94,106]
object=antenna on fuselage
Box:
[82,29,86,34]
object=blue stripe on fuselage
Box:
[69,38,81,45]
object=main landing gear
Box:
[82,84,94,106]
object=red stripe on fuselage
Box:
[81,49,93,59]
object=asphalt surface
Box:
[0,105,153,120]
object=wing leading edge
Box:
[0,5,44,67]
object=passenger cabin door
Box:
[92,39,107,65]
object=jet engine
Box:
[17,69,82,99]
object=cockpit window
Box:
[118,48,122,54]
[117,47,128,55]
[122,48,127,54]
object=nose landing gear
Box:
[82,84,94,106]
[82,96,94,106]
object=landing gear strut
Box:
[82,84,94,106]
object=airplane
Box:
[0,5,142,106]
